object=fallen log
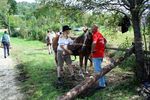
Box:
[106,47,150,54]
[57,45,135,100]
[106,47,128,51]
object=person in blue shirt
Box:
[1,31,10,58]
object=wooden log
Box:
[57,45,135,100]
[106,47,150,54]
[106,47,128,51]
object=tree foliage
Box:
[7,0,17,15]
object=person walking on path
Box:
[57,25,75,85]
[1,31,10,58]
[45,30,53,54]
[91,24,107,89]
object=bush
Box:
[19,27,29,39]
[11,31,20,37]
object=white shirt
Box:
[46,33,53,43]
[57,35,73,51]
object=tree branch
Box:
[122,0,130,7]
[127,0,135,9]
[103,6,130,17]
[139,4,150,17]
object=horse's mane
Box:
[79,33,85,38]
[74,33,85,41]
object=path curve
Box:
[0,48,24,100]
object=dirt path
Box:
[0,48,24,100]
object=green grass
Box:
[10,35,141,100]
[11,38,61,99]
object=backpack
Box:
[2,34,9,43]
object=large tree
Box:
[0,0,8,28]
[7,0,17,15]
[0,0,17,33]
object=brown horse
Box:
[67,31,93,74]
[52,31,93,75]
[52,34,59,65]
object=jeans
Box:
[2,42,10,58]
[92,58,106,87]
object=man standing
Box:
[91,25,107,88]
[1,31,10,58]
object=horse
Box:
[67,31,93,74]
[52,31,93,75]
[52,33,59,65]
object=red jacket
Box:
[92,31,106,58]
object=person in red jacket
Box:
[91,24,107,89]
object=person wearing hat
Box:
[57,25,75,84]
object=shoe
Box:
[4,56,6,58]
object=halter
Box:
[82,32,88,47]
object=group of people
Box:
[1,24,107,90]
[54,24,107,89]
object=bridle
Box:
[81,31,92,48]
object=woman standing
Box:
[57,25,75,84]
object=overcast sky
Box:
[15,0,35,3]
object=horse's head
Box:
[81,31,93,51]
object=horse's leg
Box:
[89,56,93,65]
[55,51,58,66]
[84,56,89,73]
[79,55,84,77]
[88,56,93,71]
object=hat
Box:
[62,25,71,32]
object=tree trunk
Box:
[131,10,146,82]
[57,45,134,100]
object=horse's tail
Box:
[71,55,76,61]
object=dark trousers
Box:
[2,42,10,58]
